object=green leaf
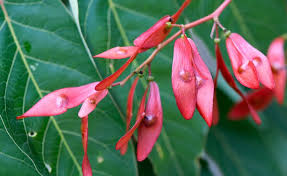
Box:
[205,90,287,176]
[0,0,137,175]
[1,0,287,175]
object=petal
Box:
[133,0,191,49]
[120,77,139,155]
[188,39,214,127]
[267,37,286,104]
[273,70,286,104]
[78,89,108,118]
[133,15,172,49]
[137,82,163,161]
[226,35,260,89]
[229,33,274,89]
[95,50,140,91]
[17,82,99,119]
[228,88,273,124]
[115,87,149,150]
[94,46,146,59]
[172,37,197,120]
[171,0,191,22]
[81,116,92,176]
[217,41,264,125]
[215,43,237,89]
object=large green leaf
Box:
[0,0,208,175]
[0,0,137,175]
[1,0,287,175]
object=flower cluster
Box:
[17,0,286,175]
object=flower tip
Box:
[182,114,194,120]
[16,115,25,120]
[78,112,85,118]
[255,118,262,125]
[115,140,124,151]
[95,83,105,91]
[136,154,146,162]
[120,145,128,155]
[205,118,213,128]
[82,155,93,176]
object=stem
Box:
[114,0,232,86]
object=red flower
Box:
[137,81,162,161]
[228,87,273,119]
[17,82,108,176]
[17,82,107,119]
[215,43,262,124]
[93,46,147,59]
[226,33,275,89]
[267,37,286,104]
[116,81,163,161]
[94,0,191,91]
[172,36,214,127]
[81,116,92,176]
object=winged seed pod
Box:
[267,37,286,104]
[172,36,214,127]
[17,82,107,119]
[226,33,275,89]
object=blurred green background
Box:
[0,0,286,175]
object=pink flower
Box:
[172,36,214,127]
[226,33,275,89]
[17,82,108,176]
[116,81,163,161]
[215,42,262,125]
[93,46,147,59]
[17,82,108,119]
[267,37,286,104]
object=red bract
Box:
[120,77,139,155]
[172,36,214,127]
[226,33,275,89]
[133,0,191,49]
[116,86,149,151]
[189,39,214,127]
[215,43,262,125]
[95,50,140,91]
[228,87,273,119]
[116,81,162,161]
[172,37,197,120]
[81,116,92,176]
[93,46,147,59]
[17,82,103,119]
[137,81,162,161]
[267,37,286,104]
